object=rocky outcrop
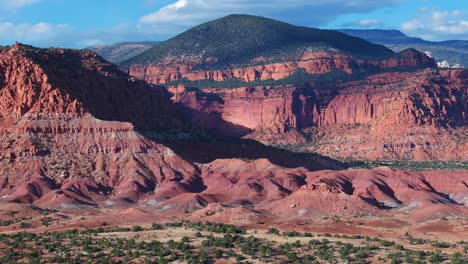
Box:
[128,46,462,161]
[257,165,468,220]
[0,43,184,130]
[0,43,198,205]
[0,44,466,222]
[169,69,467,160]
[148,159,468,221]
[128,50,436,85]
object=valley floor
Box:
[0,204,466,263]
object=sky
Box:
[0,0,466,48]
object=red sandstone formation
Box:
[131,159,468,221]
[128,50,435,85]
[0,43,466,224]
[168,69,467,161]
[121,14,464,162]
[0,43,197,206]
[122,22,464,162]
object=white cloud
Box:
[78,39,105,47]
[358,19,382,27]
[401,20,421,31]
[401,8,468,40]
[0,21,157,48]
[0,0,40,9]
[138,0,399,34]
[0,22,69,42]
[342,18,383,28]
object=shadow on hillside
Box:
[169,90,253,138]
[164,138,345,171]
[33,49,346,171]
[155,89,346,171]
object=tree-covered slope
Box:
[120,14,394,68]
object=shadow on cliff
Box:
[164,138,345,171]
[168,90,253,138]
[33,50,345,171]
[154,88,346,171]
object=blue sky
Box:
[0,0,466,48]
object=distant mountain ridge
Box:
[338,29,427,44]
[85,41,160,63]
[86,27,466,68]
[339,29,467,67]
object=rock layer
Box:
[0,44,197,206]
[0,44,466,222]
[128,50,435,85]
[169,69,467,160]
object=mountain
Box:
[121,14,394,68]
[0,43,195,206]
[339,29,468,67]
[170,68,467,161]
[119,15,466,162]
[121,15,435,86]
[0,42,466,235]
[85,41,160,63]
[0,42,334,208]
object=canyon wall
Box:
[125,43,465,161]
[0,44,199,206]
[128,50,436,85]
[169,69,467,161]
[0,44,466,220]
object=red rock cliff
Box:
[0,45,466,221]
[169,69,467,161]
[128,50,436,85]
[0,44,198,206]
